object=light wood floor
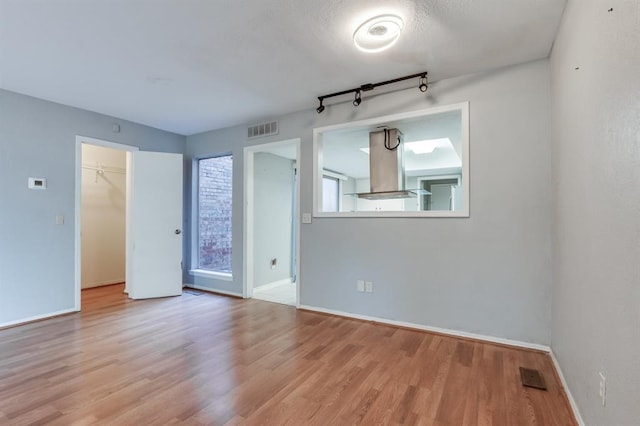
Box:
[0,284,576,425]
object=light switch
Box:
[302,213,312,224]
[55,215,64,225]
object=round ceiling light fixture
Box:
[353,14,404,53]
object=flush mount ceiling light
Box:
[353,14,404,53]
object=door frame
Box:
[74,136,138,311]
[416,174,461,211]
[243,138,301,307]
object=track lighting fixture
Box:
[315,71,427,113]
[418,74,428,92]
[353,90,362,106]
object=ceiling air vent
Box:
[247,121,278,139]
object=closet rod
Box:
[81,164,126,175]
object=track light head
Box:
[418,75,428,93]
[316,98,325,114]
[353,90,362,107]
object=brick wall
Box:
[198,155,232,272]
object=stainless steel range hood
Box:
[358,128,416,200]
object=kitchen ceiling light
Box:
[361,139,450,155]
[353,15,404,53]
[405,138,452,154]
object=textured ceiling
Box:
[0,0,566,135]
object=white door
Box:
[128,151,183,299]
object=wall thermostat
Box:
[28,177,47,190]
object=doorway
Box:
[418,175,461,211]
[244,139,301,307]
[74,137,184,309]
[80,144,127,291]
[74,137,137,310]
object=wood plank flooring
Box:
[0,285,576,425]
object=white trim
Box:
[314,210,471,218]
[322,170,348,181]
[417,174,461,183]
[312,102,470,218]
[189,269,233,281]
[243,147,255,298]
[184,284,243,298]
[298,304,550,352]
[243,139,302,308]
[253,277,293,291]
[550,350,585,426]
[312,132,322,217]
[77,136,138,152]
[417,174,462,211]
[0,308,77,329]
[75,136,139,312]
[314,103,470,134]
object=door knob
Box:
[175,229,182,235]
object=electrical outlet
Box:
[357,280,365,292]
[365,281,373,293]
[599,372,606,406]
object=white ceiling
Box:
[0,0,566,136]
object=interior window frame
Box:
[312,102,470,218]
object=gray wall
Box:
[0,89,185,325]
[253,152,294,287]
[550,0,640,423]
[185,59,553,345]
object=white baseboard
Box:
[253,277,293,291]
[82,278,125,289]
[189,269,233,281]
[550,350,585,426]
[0,308,78,329]
[183,284,243,298]
[298,304,551,352]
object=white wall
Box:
[185,59,553,345]
[253,152,294,287]
[81,144,126,289]
[340,177,356,212]
[0,89,185,326]
[550,0,640,423]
